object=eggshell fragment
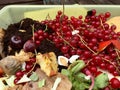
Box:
[58,56,68,67]
[17,75,31,84]
[72,30,79,35]
[69,55,79,63]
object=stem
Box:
[31,25,35,41]
[46,39,54,44]
[100,18,105,30]
[56,32,76,49]
[86,59,93,66]
[102,58,120,73]
[26,25,38,75]
[44,25,48,32]
[86,70,94,90]
[60,0,65,23]
[77,34,97,55]
[62,0,65,16]
[115,48,120,59]
[69,24,97,55]
[114,48,120,69]
[45,13,51,20]
[89,75,94,90]
[19,20,24,29]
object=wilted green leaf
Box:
[95,73,109,89]
[38,79,45,88]
[29,72,39,81]
[69,60,85,74]
[61,69,71,76]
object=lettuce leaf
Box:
[95,73,109,89]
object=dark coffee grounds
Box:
[2,18,62,56]
[37,39,63,56]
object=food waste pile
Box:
[0,9,120,90]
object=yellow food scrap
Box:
[36,52,58,76]
[14,49,34,62]
[106,16,120,32]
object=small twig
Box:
[46,39,54,44]
[69,24,97,54]
[45,13,51,20]
[60,0,65,22]
[44,25,48,32]
[86,59,93,66]
[100,18,105,30]
[19,20,24,29]
[102,58,120,73]
[31,25,35,41]
[77,34,97,55]
[62,0,65,16]
[115,48,120,59]
[89,75,94,90]
[27,25,38,75]
[57,32,76,50]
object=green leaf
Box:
[72,81,89,90]
[69,60,85,74]
[75,73,86,79]
[61,69,71,76]
[74,73,86,82]
[38,79,45,88]
[95,73,109,89]
[29,72,39,81]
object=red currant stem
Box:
[19,20,24,29]
[89,75,94,90]
[100,18,105,30]
[31,25,38,54]
[102,58,120,73]
[109,86,112,90]
[86,59,93,66]
[44,25,48,32]
[56,32,76,49]
[62,0,65,16]
[31,25,35,41]
[26,52,37,75]
[85,70,95,90]
[69,24,97,54]
[76,34,97,55]
[45,13,51,20]
[59,20,63,36]
[115,48,120,59]
[69,24,74,30]
[59,0,65,24]
[31,24,38,55]
[114,49,120,67]
[26,25,38,75]
[46,39,54,44]
[26,61,37,75]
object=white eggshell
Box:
[115,76,120,81]
[98,68,114,80]
[58,56,69,66]
[72,30,79,35]
[17,75,31,84]
[85,75,91,80]
[5,75,15,87]
[69,55,79,63]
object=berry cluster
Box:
[23,29,48,52]
[14,58,36,84]
[21,9,120,89]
